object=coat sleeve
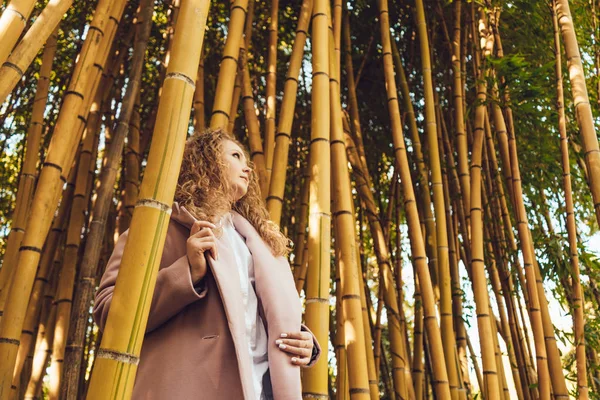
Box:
[93,228,207,333]
[300,324,322,368]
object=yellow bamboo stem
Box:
[85,1,210,398]
[209,0,248,129]
[0,0,38,66]
[301,0,331,396]
[555,0,600,226]
[0,0,127,394]
[329,23,370,398]
[377,0,450,397]
[264,0,279,182]
[0,26,58,318]
[266,0,312,226]
[0,0,73,104]
[552,1,588,396]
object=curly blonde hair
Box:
[174,128,290,256]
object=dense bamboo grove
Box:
[1,0,600,399]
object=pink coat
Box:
[93,203,321,399]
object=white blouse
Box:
[221,213,269,400]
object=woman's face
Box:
[222,139,251,202]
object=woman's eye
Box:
[233,152,241,159]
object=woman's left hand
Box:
[276,331,314,366]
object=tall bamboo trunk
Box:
[266,0,312,226]
[193,49,206,132]
[24,286,58,399]
[0,0,127,394]
[85,2,210,398]
[555,0,600,227]
[8,166,75,398]
[377,0,450,397]
[119,90,142,233]
[61,2,154,397]
[414,3,460,397]
[209,0,248,129]
[551,1,588,397]
[0,0,38,66]
[301,0,331,395]
[48,100,101,399]
[328,24,370,399]
[0,0,74,104]
[239,39,268,194]
[263,0,279,183]
[0,26,58,318]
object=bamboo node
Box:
[2,61,24,76]
[165,72,195,88]
[96,348,140,365]
[0,337,20,345]
[305,297,329,304]
[135,199,172,213]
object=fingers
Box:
[279,331,312,341]
[276,331,314,366]
[275,338,313,360]
[188,233,218,260]
[190,220,216,236]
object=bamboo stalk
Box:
[48,98,101,399]
[266,0,312,225]
[0,0,74,104]
[329,25,370,398]
[301,0,331,395]
[239,39,268,194]
[555,0,600,227]
[377,0,450,397]
[0,26,59,317]
[209,0,248,129]
[552,1,588,396]
[414,3,460,397]
[263,0,279,182]
[0,0,38,67]
[193,49,206,132]
[62,2,154,396]
[85,1,210,398]
[0,0,128,393]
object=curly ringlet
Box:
[174,127,290,257]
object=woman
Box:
[93,128,321,399]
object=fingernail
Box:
[291,357,298,363]
[279,344,286,349]
[275,340,282,345]
[280,333,288,338]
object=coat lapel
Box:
[232,212,303,400]
[171,204,256,399]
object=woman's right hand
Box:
[187,220,218,284]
